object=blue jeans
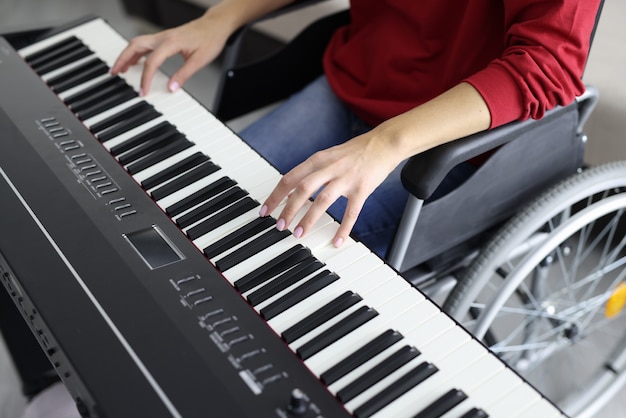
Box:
[240,76,474,258]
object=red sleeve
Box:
[464,0,602,129]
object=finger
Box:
[333,196,364,248]
[260,163,313,218]
[140,44,178,95]
[168,53,211,92]
[111,36,154,75]
[291,184,343,239]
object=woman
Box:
[112,0,602,257]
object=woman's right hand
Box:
[110,15,230,96]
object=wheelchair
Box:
[203,1,626,416]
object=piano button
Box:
[64,75,125,106]
[247,257,324,307]
[150,160,220,200]
[352,362,438,418]
[321,329,403,385]
[260,270,339,320]
[33,45,93,75]
[219,208,330,277]
[141,151,210,190]
[47,59,109,93]
[110,121,175,156]
[372,340,487,418]
[338,345,420,403]
[203,216,275,259]
[266,243,379,332]
[234,245,312,293]
[166,176,235,217]
[176,187,248,229]
[186,196,259,241]
[77,88,138,121]
[118,131,186,165]
[304,289,422,378]
[458,408,489,418]
[24,36,82,66]
[96,105,161,142]
[514,398,564,418]
[215,228,292,272]
[126,139,194,175]
[82,96,144,129]
[483,383,540,417]
[89,101,154,137]
[296,305,378,360]
[281,291,361,344]
[57,72,112,101]
[413,389,468,418]
[442,368,522,418]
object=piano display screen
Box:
[124,226,185,270]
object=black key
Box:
[234,245,311,292]
[204,216,275,259]
[47,58,109,93]
[353,362,439,418]
[151,160,220,200]
[95,104,161,142]
[110,121,174,156]
[117,131,185,165]
[215,228,291,272]
[459,408,489,418]
[296,306,378,360]
[282,291,362,344]
[90,101,153,134]
[337,346,420,403]
[126,139,194,175]
[34,45,93,75]
[247,257,323,306]
[260,270,339,320]
[321,330,404,385]
[176,187,248,229]
[25,37,82,66]
[167,177,235,217]
[77,89,138,120]
[186,197,259,241]
[141,151,209,190]
[64,76,127,107]
[413,389,468,418]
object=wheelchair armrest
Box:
[401,88,598,200]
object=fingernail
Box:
[259,205,268,217]
[293,226,303,238]
[139,88,144,97]
[169,81,180,92]
[334,237,344,248]
[276,218,286,231]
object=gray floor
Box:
[1,0,626,417]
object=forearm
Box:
[373,82,491,166]
[201,0,296,38]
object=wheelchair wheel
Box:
[443,161,626,417]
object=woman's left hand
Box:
[259,131,401,248]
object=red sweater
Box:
[323,0,602,129]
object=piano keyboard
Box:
[0,16,567,418]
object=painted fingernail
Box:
[293,226,303,238]
[276,218,286,231]
[169,81,180,92]
[259,205,268,217]
[334,237,344,248]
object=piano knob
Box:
[287,388,309,415]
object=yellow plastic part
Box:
[606,282,626,319]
